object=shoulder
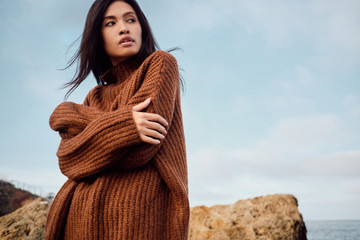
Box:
[83,85,103,106]
[138,50,180,87]
[148,50,177,61]
[143,50,178,69]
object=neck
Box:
[101,56,141,84]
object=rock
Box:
[0,180,39,217]
[0,198,49,240]
[189,194,307,240]
[0,193,306,240]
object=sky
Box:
[0,0,359,221]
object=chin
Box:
[125,51,139,58]
[120,49,140,58]
[110,50,140,65]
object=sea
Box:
[306,220,360,240]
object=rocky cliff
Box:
[0,180,39,217]
[0,198,50,240]
[189,194,307,240]
[0,193,307,240]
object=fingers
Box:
[131,98,169,145]
[137,123,165,145]
[142,112,169,127]
[142,121,167,136]
[134,113,168,137]
[134,115,167,139]
[132,97,151,112]
[132,98,168,126]
[141,135,161,145]
[132,111,168,145]
[141,128,165,142]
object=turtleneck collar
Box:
[100,56,141,84]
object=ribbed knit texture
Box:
[45,50,189,240]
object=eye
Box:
[127,18,136,23]
[105,21,116,27]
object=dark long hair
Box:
[63,0,160,99]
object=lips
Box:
[119,37,134,44]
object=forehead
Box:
[104,1,136,17]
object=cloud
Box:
[264,95,315,116]
[300,151,360,177]
[236,0,360,54]
[160,0,360,69]
[343,95,360,117]
[188,145,360,214]
[188,110,360,208]
[266,115,341,152]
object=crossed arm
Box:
[50,52,179,180]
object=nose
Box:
[120,29,129,35]
[119,24,129,35]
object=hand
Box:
[132,98,168,145]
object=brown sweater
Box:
[46,50,189,240]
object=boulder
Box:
[189,194,307,240]
[0,198,49,240]
[0,193,307,240]
[0,180,38,217]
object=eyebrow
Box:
[103,11,136,20]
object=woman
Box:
[45,0,189,239]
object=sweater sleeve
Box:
[49,97,141,180]
[115,51,180,170]
[49,51,179,179]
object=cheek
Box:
[101,31,108,47]
[102,30,115,46]
[103,38,115,54]
[133,23,142,40]
[138,28,143,45]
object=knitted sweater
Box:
[45,50,189,240]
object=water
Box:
[306,220,360,240]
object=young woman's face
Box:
[102,1,142,66]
